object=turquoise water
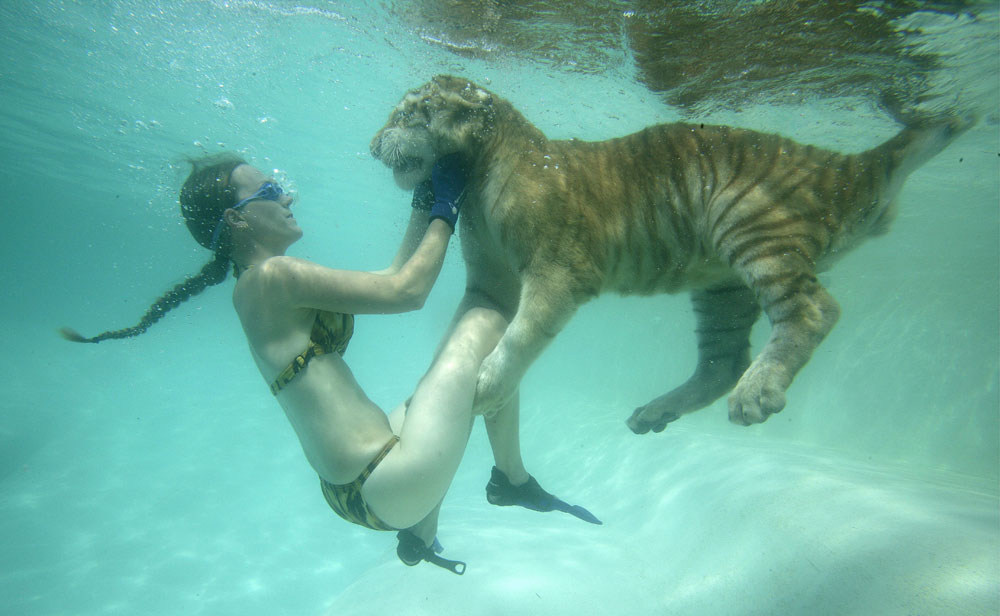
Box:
[1,2,998,615]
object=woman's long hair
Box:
[61,153,247,343]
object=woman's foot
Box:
[396,530,466,574]
[485,466,603,525]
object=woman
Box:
[63,153,598,574]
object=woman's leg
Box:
[426,295,529,484]
[482,383,603,525]
[362,307,507,530]
[484,395,529,485]
[406,500,441,546]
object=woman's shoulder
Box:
[237,256,344,311]
[233,257,302,308]
[245,256,320,290]
[256,255,307,277]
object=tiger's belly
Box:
[602,236,734,296]
[609,261,734,296]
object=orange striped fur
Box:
[371,75,969,430]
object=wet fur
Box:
[372,75,968,430]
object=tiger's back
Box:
[486,120,954,299]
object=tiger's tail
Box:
[856,115,975,236]
[877,115,976,197]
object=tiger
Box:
[370,75,970,432]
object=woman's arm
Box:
[259,154,468,315]
[374,208,430,276]
[258,217,454,315]
[378,151,465,276]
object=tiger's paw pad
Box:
[626,406,680,434]
[728,382,786,425]
[728,361,790,425]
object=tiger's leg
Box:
[627,282,761,434]
[474,267,590,416]
[728,256,840,425]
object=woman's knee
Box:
[462,307,507,335]
[448,308,507,357]
[431,343,480,382]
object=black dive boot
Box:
[486,466,602,525]
[396,530,466,575]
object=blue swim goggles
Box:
[209,181,285,251]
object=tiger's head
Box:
[370,75,494,190]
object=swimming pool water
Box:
[1,2,997,615]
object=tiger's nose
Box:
[370,133,384,160]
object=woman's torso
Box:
[231,263,395,485]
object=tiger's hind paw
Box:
[626,406,680,434]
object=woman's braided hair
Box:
[61,153,247,343]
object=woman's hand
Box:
[415,154,468,231]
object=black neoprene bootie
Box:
[485,466,602,524]
[395,530,466,575]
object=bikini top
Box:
[269,310,355,395]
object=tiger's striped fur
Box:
[371,75,969,429]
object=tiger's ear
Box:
[433,84,492,122]
[450,90,492,113]
[426,75,496,145]
[450,94,495,144]
[431,75,492,105]
[467,85,491,104]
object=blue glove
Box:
[424,153,467,230]
[410,180,434,211]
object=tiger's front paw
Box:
[727,364,788,425]
[473,353,514,418]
